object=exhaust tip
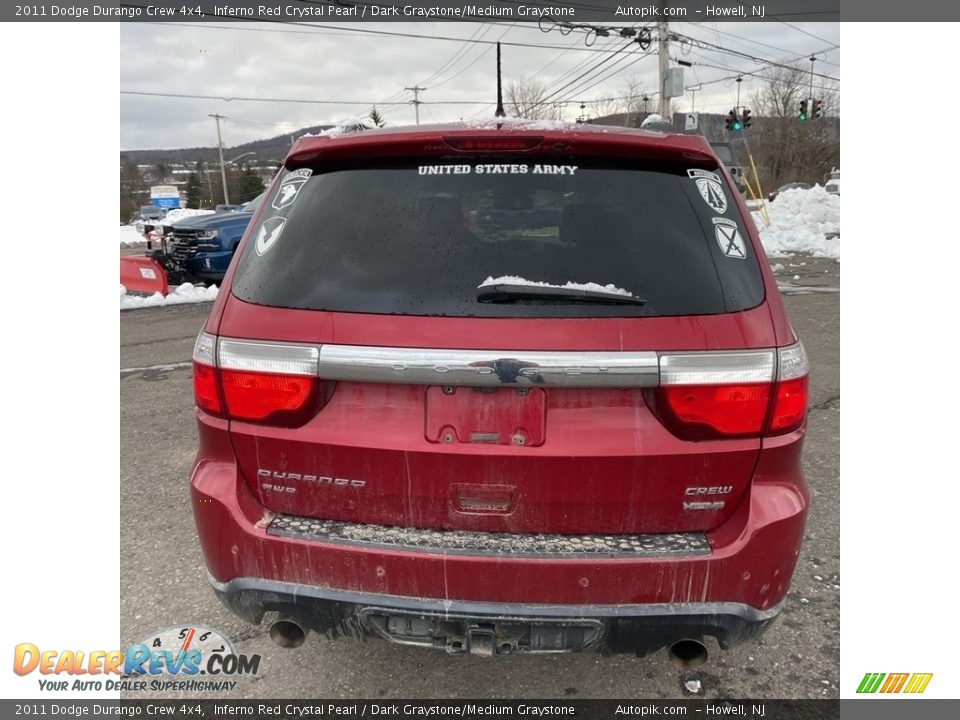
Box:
[668,638,708,669]
[269,619,308,649]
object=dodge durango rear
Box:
[190,122,809,660]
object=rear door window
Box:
[231,158,764,318]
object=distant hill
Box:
[121,124,334,165]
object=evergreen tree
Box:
[193,158,213,208]
[153,161,169,183]
[237,164,264,203]
[185,172,203,208]
[369,106,386,127]
[120,157,145,223]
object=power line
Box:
[536,34,627,96]
[121,90,492,106]
[770,19,839,46]
[681,23,840,68]
[551,47,654,106]
[136,19,629,54]
[426,23,515,90]
[535,38,638,108]
[672,33,841,82]
[675,58,839,94]
[417,22,492,87]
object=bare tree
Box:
[621,74,649,127]
[504,78,553,120]
[590,93,622,120]
[747,65,840,190]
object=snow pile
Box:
[466,116,581,132]
[119,208,214,245]
[162,208,215,224]
[640,114,664,127]
[120,282,218,310]
[119,225,146,246]
[479,275,634,297]
[755,185,840,260]
[304,117,378,139]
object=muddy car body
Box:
[190,122,809,658]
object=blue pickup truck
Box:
[146,194,262,285]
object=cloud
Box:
[120,21,839,150]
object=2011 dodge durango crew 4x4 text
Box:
[189,122,809,660]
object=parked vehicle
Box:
[121,194,263,292]
[138,205,166,222]
[709,142,746,194]
[214,203,244,213]
[824,170,840,196]
[190,123,809,661]
[768,182,812,203]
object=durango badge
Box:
[255,217,286,256]
[688,168,728,214]
[712,217,747,259]
[271,168,312,211]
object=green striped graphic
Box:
[857,673,886,693]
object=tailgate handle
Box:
[451,484,515,515]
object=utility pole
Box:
[657,20,669,120]
[209,113,229,205]
[405,85,426,125]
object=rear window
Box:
[231,158,764,318]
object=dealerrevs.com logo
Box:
[13,625,260,692]
[857,672,933,694]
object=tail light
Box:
[192,332,333,427]
[650,342,808,440]
[769,343,809,434]
[442,136,544,152]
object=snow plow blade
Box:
[120,256,169,296]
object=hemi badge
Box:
[683,501,725,511]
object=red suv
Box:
[190,123,808,661]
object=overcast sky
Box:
[120,20,840,151]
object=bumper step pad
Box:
[267,514,711,558]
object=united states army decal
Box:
[712,217,746,259]
[271,168,312,211]
[255,217,287,256]
[688,168,728,214]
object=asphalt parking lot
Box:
[120,260,839,700]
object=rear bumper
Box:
[191,416,807,653]
[211,576,781,656]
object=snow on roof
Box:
[301,117,378,139]
[463,116,584,132]
[157,208,216,226]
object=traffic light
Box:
[798,100,808,121]
[742,108,752,129]
[812,99,823,119]
[725,109,741,132]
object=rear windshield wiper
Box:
[477,284,647,306]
